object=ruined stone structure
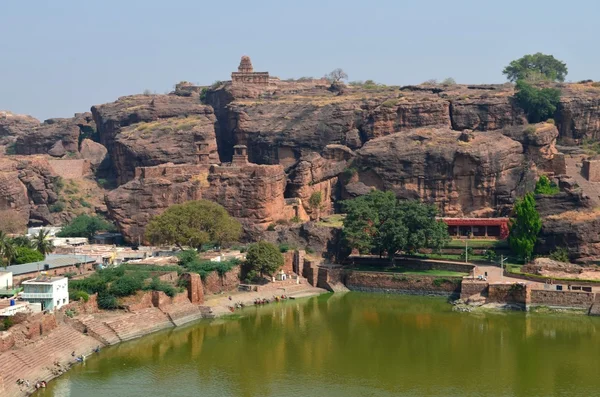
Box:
[582,158,600,182]
[231,56,269,86]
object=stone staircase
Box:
[0,324,98,396]
[78,315,121,345]
[104,308,174,342]
[162,303,203,327]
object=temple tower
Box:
[231,56,269,86]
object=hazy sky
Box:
[1,0,598,120]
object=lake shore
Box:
[1,283,327,397]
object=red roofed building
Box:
[441,218,509,240]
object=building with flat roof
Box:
[21,275,69,311]
[5,254,96,285]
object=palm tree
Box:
[0,231,16,267]
[32,229,54,257]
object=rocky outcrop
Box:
[80,138,109,170]
[0,111,40,151]
[106,161,288,242]
[351,128,533,216]
[0,157,61,226]
[537,210,600,261]
[92,94,218,184]
[555,84,600,141]
[15,118,80,157]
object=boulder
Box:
[80,139,109,169]
[352,127,533,215]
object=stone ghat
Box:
[0,324,99,396]
[103,307,174,342]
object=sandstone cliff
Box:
[0,157,61,226]
[91,94,218,184]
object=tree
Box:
[31,229,54,256]
[145,200,242,249]
[326,68,348,83]
[514,80,561,123]
[509,193,542,262]
[441,77,456,86]
[308,191,323,220]
[503,53,568,82]
[13,246,44,264]
[341,191,450,259]
[534,175,559,195]
[0,231,16,267]
[243,241,284,280]
[57,215,116,240]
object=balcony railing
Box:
[21,292,53,299]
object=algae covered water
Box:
[38,293,600,397]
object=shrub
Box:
[305,247,315,254]
[54,177,65,193]
[97,293,118,310]
[525,125,537,135]
[3,317,14,330]
[63,271,77,279]
[433,278,451,287]
[13,246,44,264]
[65,308,77,318]
[459,247,474,262]
[49,201,65,213]
[441,77,456,86]
[57,214,116,239]
[200,88,208,103]
[290,216,301,223]
[109,275,145,297]
[549,247,570,263]
[534,175,560,195]
[514,80,561,123]
[382,99,398,108]
[546,118,555,125]
[267,223,276,231]
[391,275,408,282]
[279,243,291,253]
[79,198,91,208]
[4,143,16,155]
[70,290,90,302]
[147,278,177,297]
[484,249,497,262]
[592,82,600,88]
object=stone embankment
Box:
[0,280,325,397]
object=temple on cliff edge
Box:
[231,56,269,86]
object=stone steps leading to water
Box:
[79,316,122,345]
[0,324,98,396]
[104,308,174,342]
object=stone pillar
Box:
[484,226,488,238]
[182,273,204,304]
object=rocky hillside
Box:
[1,77,600,255]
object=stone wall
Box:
[582,159,600,182]
[13,262,95,285]
[487,283,527,305]
[529,289,595,308]
[344,271,462,296]
[48,159,91,179]
[460,280,488,299]
[202,266,240,295]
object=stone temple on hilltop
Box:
[231,55,269,86]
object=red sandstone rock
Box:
[91,94,218,184]
[0,111,39,150]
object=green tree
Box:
[509,193,542,262]
[57,215,116,240]
[308,191,323,220]
[145,200,242,249]
[31,229,54,256]
[243,241,284,280]
[534,175,560,195]
[514,80,561,123]
[503,53,568,82]
[13,246,44,264]
[341,191,450,259]
[0,231,16,267]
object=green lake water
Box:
[37,293,600,397]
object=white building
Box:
[21,276,69,311]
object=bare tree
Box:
[326,68,348,83]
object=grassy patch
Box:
[316,214,345,228]
[444,239,508,249]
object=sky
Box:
[1,0,598,120]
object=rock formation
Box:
[91,94,218,184]
[0,157,61,226]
